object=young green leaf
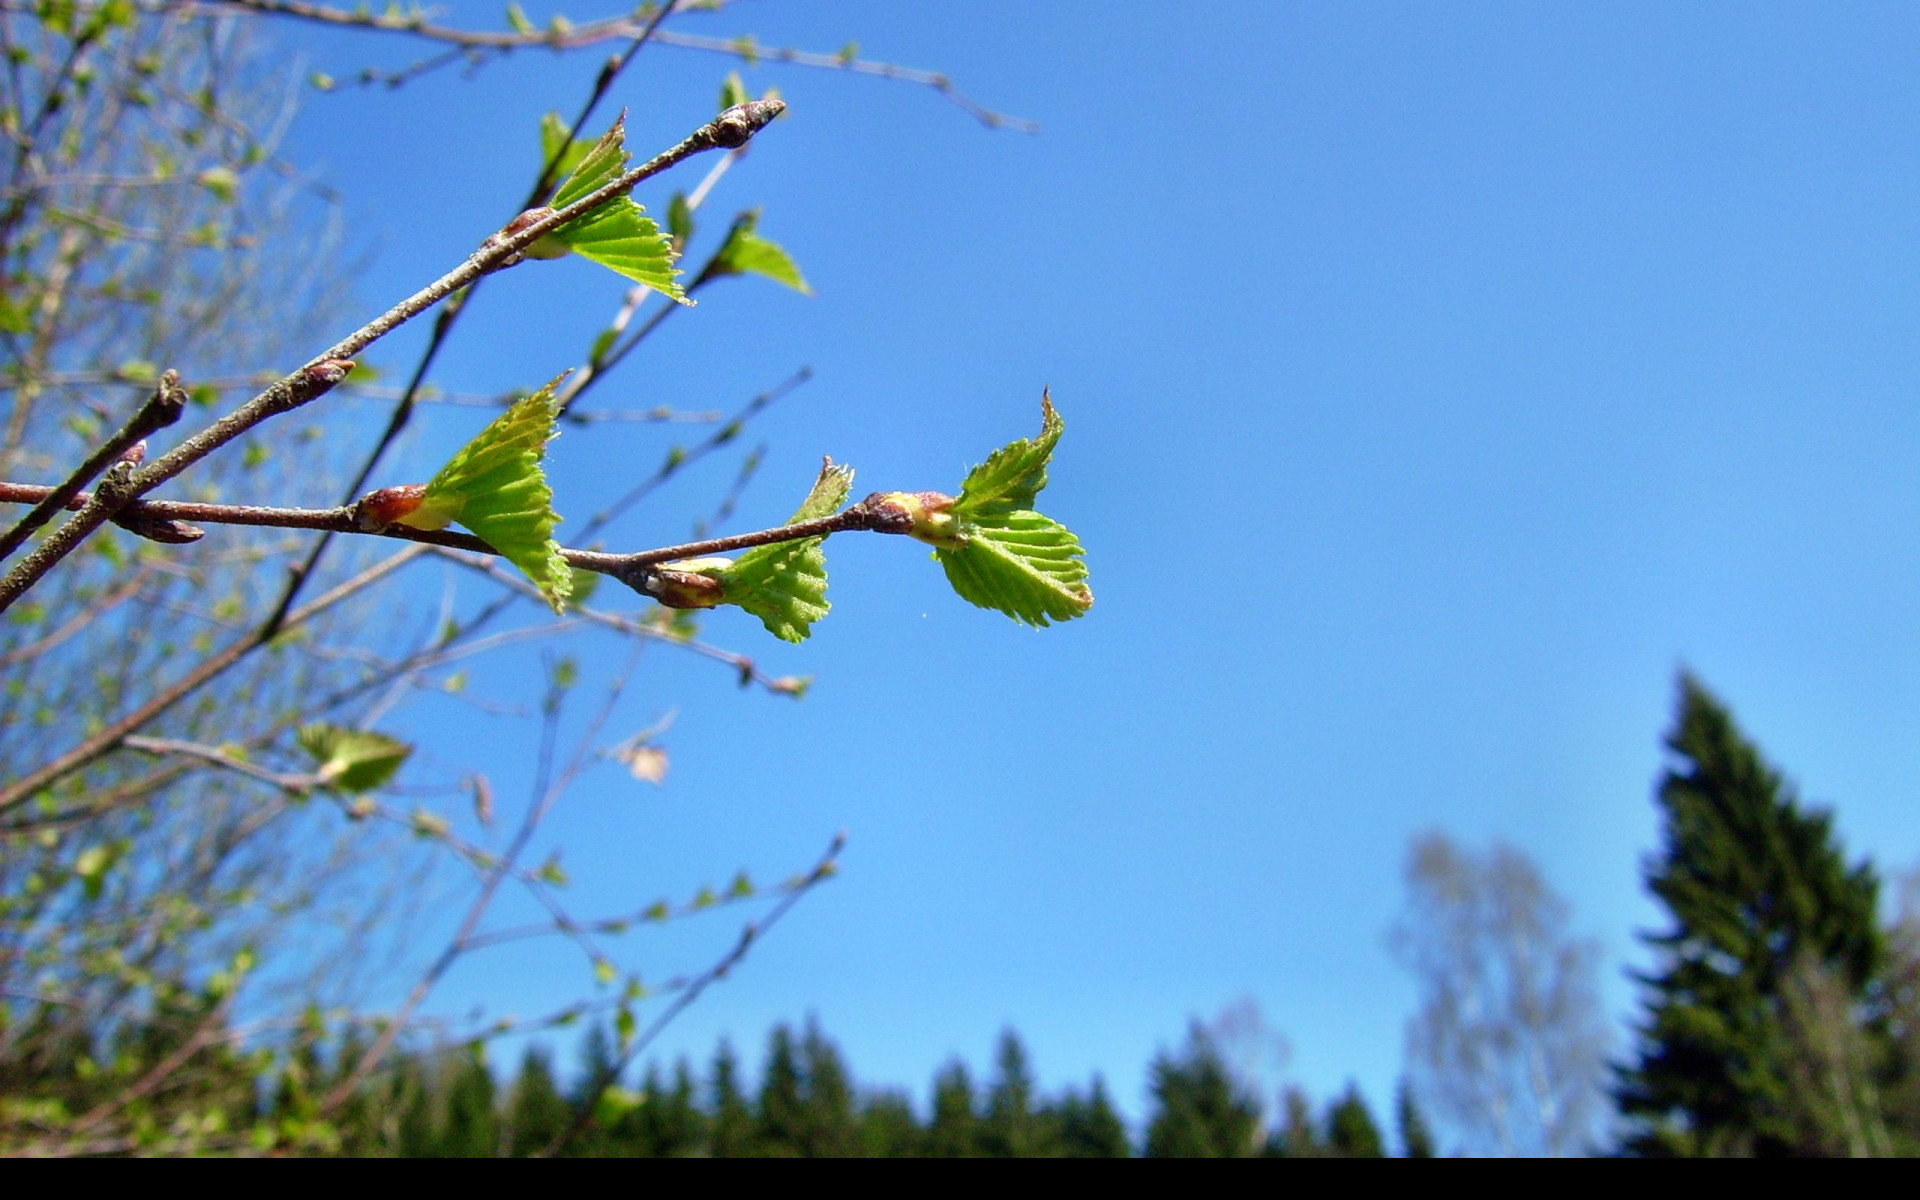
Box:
[536,112,594,186]
[541,114,687,303]
[295,724,411,794]
[937,509,1092,628]
[934,394,1092,627]
[700,457,852,642]
[412,375,572,613]
[706,210,811,294]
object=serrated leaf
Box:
[934,394,1092,627]
[952,391,1063,520]
[544,115,687,303]
[937,511,1092,628]
[295,724,411,793]
[707,458,852,642]
[537,112,592,185]
[417,375,572,613]
[709,211,811,294]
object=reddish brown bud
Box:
[645,560,730,610]
[118,439,147,467]
[355,484,428,531]
[302,358,356,390]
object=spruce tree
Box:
[505,1046,571,1157]
[448,1051,502,1158]
[983,1029,1045,1156]
[708,1039,756,1158]
[926,1061,982,1157]
[1616,673,1886,1156]
[857,1090,922,1157]
[756,1024,807,1157]
[799,1019,857,1156]
[1143,1025,1260,1158]
[1396,1079,1436,1159]
[1054,1077,1132,1157]
[1324,1083,1386,1157]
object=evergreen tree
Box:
[982,1029,1047,1156]
[799,1019,857,1156]
[569,1023,622,1157]
[1143,1025,1260,1158]
[756,1024,808,1156]
[627,1058,706,1157]
[393,1054,438,1159]
[1617,673,1887,1157]
[1266,1086,1325,1157]
[1396,1078,1436,1159]
[857,1089,922,1157]
[708,1039,756,1158]
[1054,1077,1132,1157]
[504,1046,570,1157]
[438,1050,500,1158]
[1324,1083,1386,1158]
[926,1060,982,1157]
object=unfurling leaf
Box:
[540,114,687,303]
[536,112,593,186]
[296,724,411,793]
[411,375,572,613]
[932,393,1092,627]
[701,457,852,642]
[707,210,811,294]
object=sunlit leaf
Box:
[295,724,410,793]
[705,458,852,642]
[542,115,686,303]
[708,210,810,294]
[412,375,572,613]
[934,394,1092,627]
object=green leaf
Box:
[952,391,1063,521]
[708,210,811,294]
[196,166,237,203]
[934,394,1092,627]
[505,2,534,35]
[719,71,750,112]
[937,510,1092,628]
[415,375,572,613]
[705,458,852,642]
[543,115,687,303]
[295,724,411,793]
[536,112,592,184]
[667,190,693,246]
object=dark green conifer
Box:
[755,1023,807,1156]
[1143,1025,1260,1157]
[983,1029,1046,1156]
[504,1046,570,1157]
[1617,673,1887,1157]
[857,1089,922,1157]
[1395,1078,1435,1159]
[1054,1076,1132,1157]
[708,1038,755,1157]
[799,1018,857,1156]
[1324,1082,1386,1157]
[926,1060,981,1157]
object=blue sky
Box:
[263,2,1920,1133]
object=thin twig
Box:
[0,99,784,615]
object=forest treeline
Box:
[8,671,1918,1156]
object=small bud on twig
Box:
[709,99,786,149]
[354,484,429,531]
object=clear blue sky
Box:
[266,2,1920,1132]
